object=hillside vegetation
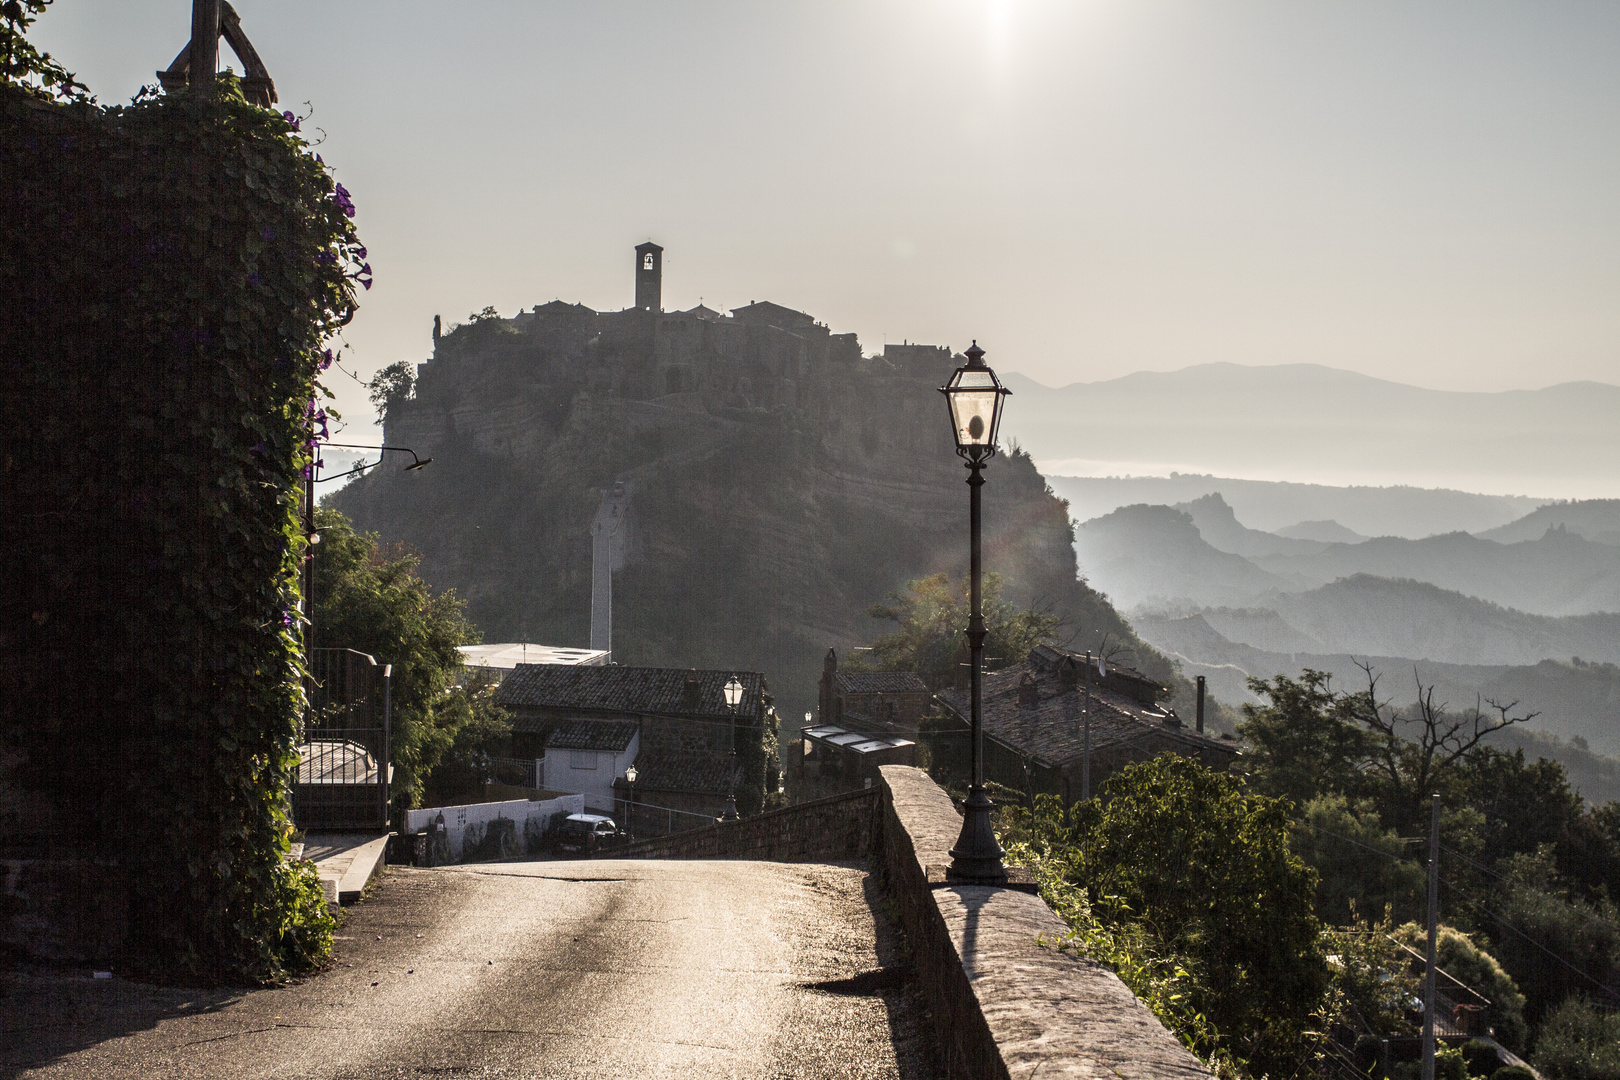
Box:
[332,303,1169,723]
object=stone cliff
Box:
[331,288,1171,721]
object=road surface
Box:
[4,859,934,1079]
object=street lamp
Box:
[720,675,744,821]
[302,441,431,719]
[624,763,638,843]
[939,341,1012,885]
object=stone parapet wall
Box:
[600,788,878,863]
[875,765,1211,1080]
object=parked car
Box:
[553,813,624,857]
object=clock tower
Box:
[634,241,663,312]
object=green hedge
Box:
[1,78,363,981]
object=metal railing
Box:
[621,799,726,839]
[293,726,389,830]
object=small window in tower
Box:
[643,253,654,271]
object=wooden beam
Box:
[220,1,277,105]
[189,0,220,90]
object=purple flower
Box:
[331,182,357,218]
[262,226,275,242]
[247,272,262,287]
[281,111,301,132]
[352,245,368,260]
[280,609,295,628]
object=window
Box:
[570,750,597,770]
[642,253,654,271]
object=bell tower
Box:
[634,241,663,312]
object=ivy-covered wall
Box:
[0,80,364,981]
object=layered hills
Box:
[1078,490,1620,791]
[1045,472,1543,539]
[1076,493,1620,617]
[331,293,1169,724]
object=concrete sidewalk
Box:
[300,832,390,907]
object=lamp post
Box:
[302,442,430,722]
[940,342,1012,885]
[721,675,744,821]
[624,763,638,843]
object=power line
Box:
[1441,844,1620,936]
[1295,818,1620,989]
[1438,875,1619,1003]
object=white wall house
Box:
[542,719,638,814]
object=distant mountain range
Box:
[1478,500,1620,545]
[1006,362,1620,500]
[1076,494,1620,617]
[1196,576,1620,668]
[1065,490,1620,785]
[1131,612,1620,800]
[1045,473,1543,539]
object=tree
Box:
[1239,669,1378,808]
[1392,922,1528,1050]
[1480,850,1620,1033]
[1352,663,1535,834]
[367,359,415,423]
[1532,997,1620,1080]
[860,572,1059,689]
[310,506,479,816]
[1081,757,1331,1078]
[1293,794,1427,926]
[418,673,516,808]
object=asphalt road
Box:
[4,859,935,1079]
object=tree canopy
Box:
[858,571,1059,689]
[311,506,505,815]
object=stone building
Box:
[788,650,930,802]
[495,664,778,825]
[937,645,1238,803]
[816,648,931,734]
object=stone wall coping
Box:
[878,765,1211,1080]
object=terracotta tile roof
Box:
[545,719,637,752]
[834,671,930,695]
[938,659,1236,770]
[496,664,766,718]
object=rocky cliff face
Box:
[331,299,1164,721]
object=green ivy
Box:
[2,75,365,982]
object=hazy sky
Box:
[35,1,1620,447]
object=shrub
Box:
[1531,998,1620,1080]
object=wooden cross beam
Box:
[157,0,277,107]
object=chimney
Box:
[1058,656,1079,689]
[682,672,701,711]
[1018,672,1039,709]
[1196,675,1206,734]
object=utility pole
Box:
[1422,793,1441,1080]
[1082,683,1092,801]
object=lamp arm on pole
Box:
[313,443,434,483]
